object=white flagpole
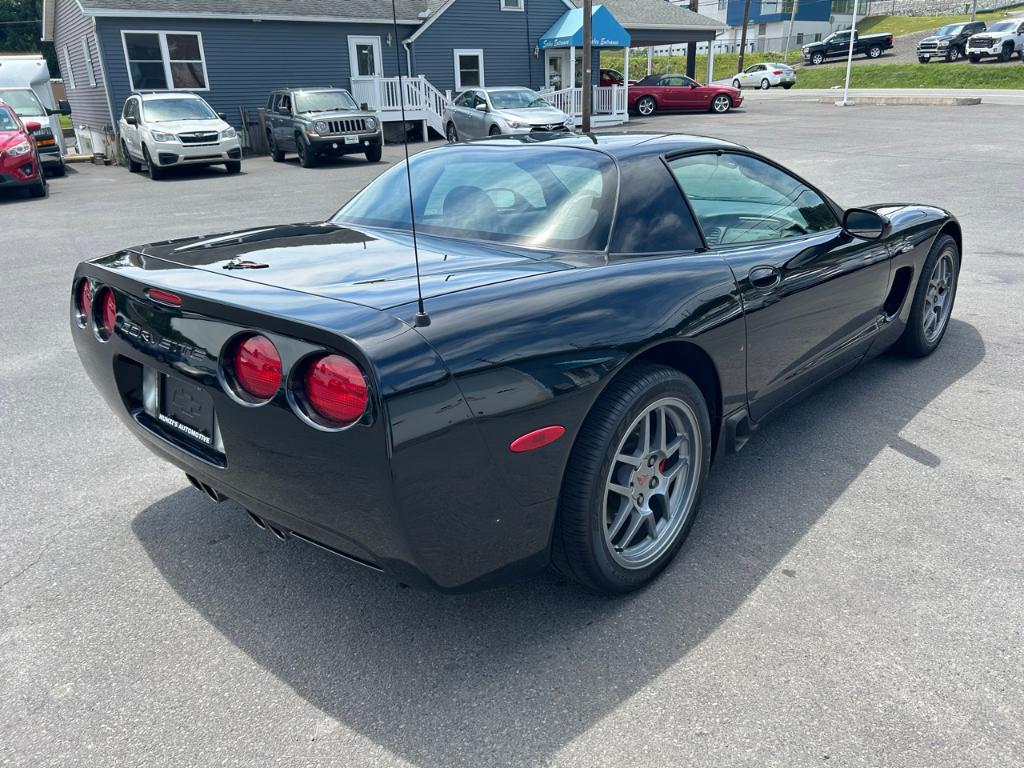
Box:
[837,0,860,107]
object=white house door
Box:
[546,51,567,89]
[349,35,383,108]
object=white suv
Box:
[966,18,1024,62]
[119,92,242,180]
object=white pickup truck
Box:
[965,18,1024,62]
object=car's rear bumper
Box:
[70,259,557,591]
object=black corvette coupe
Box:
[71,133,961,594]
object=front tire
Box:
[895,234,960,357]
[268,131,285,162]
[711,94,732,113]
[488,125,502,137]
[143,146,163,180]
[918,56,930,64]
[553,364,711,594]
[999,44,1013,62]
[225,160,241,174]
[296,135,317,168]
[946,46,962,62]
[811,52,825,65]
[28,173,47,198]
[365,144,382,162]
[123,141,141,172]
[636,95,657,116]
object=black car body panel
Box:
[71,133,961,591]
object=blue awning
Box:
[538,4,630,49]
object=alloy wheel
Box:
[637,97,655,116]
[760,78,770,89]
[923,250,955,343]
[602,397,701,569]
[713,95,731,113]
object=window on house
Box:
[501,0,524,10]
[453,49,484,90]
[81,37,97,87]
[62,46,76,89]
[122,31,208,91]
[718,0,727,9]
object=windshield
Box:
[333,145,617,252]
[489,89,549,109]
[0,108,19,131]
[988,21,1015,32]
[294,90,359,113]
[936,24,964,35]
[0,89,45,117]
[142,97,218,122]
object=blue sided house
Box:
[42,0,722,156]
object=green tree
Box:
[0,0,58,75]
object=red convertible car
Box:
[628,74,742,116]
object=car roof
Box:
[134,91,204,100]
[464,132,745,158]
[479,86,534,92]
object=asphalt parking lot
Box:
[2,99,1022,767]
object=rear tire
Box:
[365,144,382,162]
[868,45,882,58]
[49,160,66,178]
[895,234,960,357]
[781,83,794,89]
[732,78,742,89]
[552,364,711,594]
[760,78,771,89]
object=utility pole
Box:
[971,0,977,21]
[783,0,799,64]
[737,0,753,72]
[582,0,592,132]
[686,0,699,79]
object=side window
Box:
[472,91,487,108]
[280,94,291,112]
[122,99,132,119]
[267,93,277,110]
[669,153,839,246]
[662,76,685,87]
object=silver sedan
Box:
[443,87,574,142]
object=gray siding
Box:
[96,17,416,128]
[409,0,586,92]
[52,0,112,132]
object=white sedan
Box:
[731,63,797,90]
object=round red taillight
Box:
[96,288,117,337]
[78,280,92,321]
[304,354,368,426]
[233,335,282,400]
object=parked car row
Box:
[916,19,1024,63]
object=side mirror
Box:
[125,115,138,126]
[359,102,370,111]
[475,103,488,112]
[843,208,889,240]
[25,121,41,133]
[59,99,71,115]
[217,112,228,121]
[277,105,291,116]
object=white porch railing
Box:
[540,85,628,125]
[351,75,449,136]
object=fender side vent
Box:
[883,266,914,318]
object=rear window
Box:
[333,145,617,252]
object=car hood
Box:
[0,129,27,149]
[142,118,228,134]
[495,107,569,123]
[920,34,955,43]
[128,222,575,310]
[298,110,373,121]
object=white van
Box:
[0,55,71,176]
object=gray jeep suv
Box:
[265,88,382,167]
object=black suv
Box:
[917,21,986,63]
[265,88,382,167]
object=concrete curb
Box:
[816,95,983,106]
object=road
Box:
[2,99,1023,767]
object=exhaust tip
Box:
[246,510,267,530]
[267,524,289,542]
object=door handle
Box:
[749,265,782,289]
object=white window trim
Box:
[81,36,97,87]
[120,30,210,92]
[62,45,76,90]
[347,35,383,79]
[500,0,525,11]
[453,49,484,91]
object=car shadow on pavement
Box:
[133,319,983,768]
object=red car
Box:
[628,74,742,116]
[0,101,47,199]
